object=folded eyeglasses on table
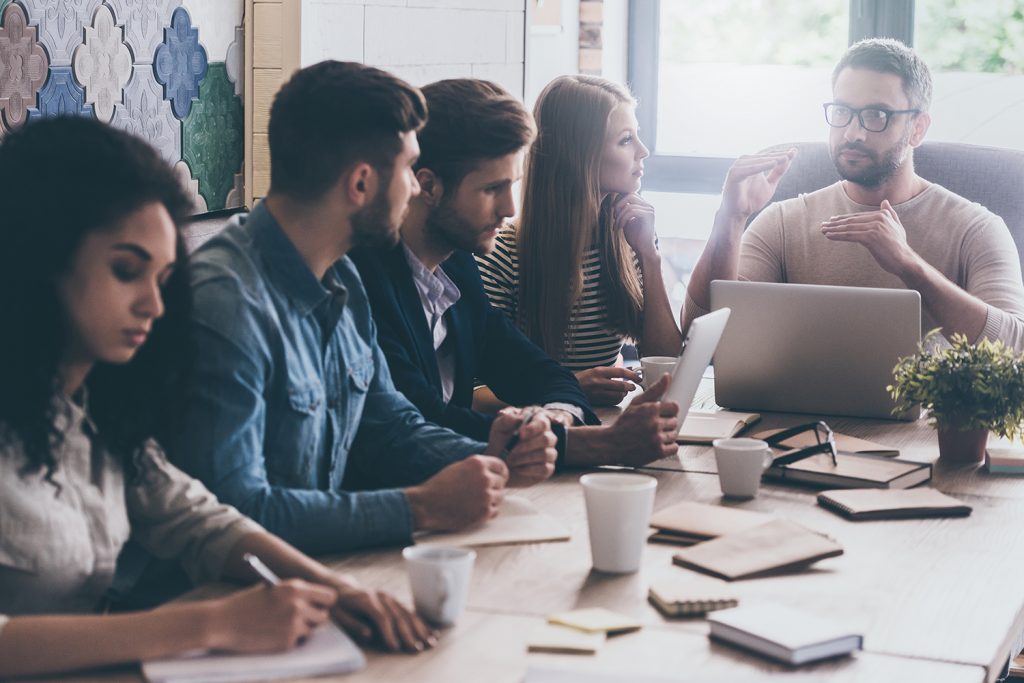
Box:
[764,421,838,467]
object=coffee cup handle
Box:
[761,448,774,471]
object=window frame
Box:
[627,0,914,193]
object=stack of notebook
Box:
[648,501,775,546]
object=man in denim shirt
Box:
[170,61,557,555]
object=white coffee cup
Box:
[640,356,678,389]
[402,545,475,626]
[580,472,657,573]
[712,437,774,499]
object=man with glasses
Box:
[683,38,1024,351]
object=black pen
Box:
[243,552,281,586]
[500,407,540,460]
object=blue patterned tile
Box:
[153,6,207,120]
[27,66,93,121]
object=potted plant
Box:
[888,330,1024,464]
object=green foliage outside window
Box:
[917,0,1024,73]
[662,0,1024,74]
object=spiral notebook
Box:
[648,576,738,617]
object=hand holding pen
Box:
[485,406,558,487]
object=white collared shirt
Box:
[402,242,462,403]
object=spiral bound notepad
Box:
[648,576,738,617]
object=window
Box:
[915,0,1024,147]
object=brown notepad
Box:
[419,496,570,547]
[672,519,843,581]
[753,428,899,457]
[648,576,738,617]
[817,488,972,520]
[648,501,776,546]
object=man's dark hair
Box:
[833,38,933,111]
[268,60,427,201]
[0,117,194,485]
[417,78,535,190]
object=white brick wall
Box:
[301,0,525,97]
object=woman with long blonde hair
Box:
[477,75,681,406]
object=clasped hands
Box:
[405,408,557,532]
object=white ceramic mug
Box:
[402,545,475,627]
[712,437,774,499]
[640,356,678,390]
[580,472,657,573]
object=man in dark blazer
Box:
[351,79,680,467]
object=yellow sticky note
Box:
[548,607,643,635]
[527,623,605,655]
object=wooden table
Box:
[48,381,1024,683]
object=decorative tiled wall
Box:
[0,0,245,214]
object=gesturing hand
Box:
[820,199,918,277]
[719,150,796,220]
[575,366,642,406]
[606,373,680,466]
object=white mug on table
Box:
[639,356,677,390]
[712,437,774,499]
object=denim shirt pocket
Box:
[271,381,325,486]
[339,356,373,452]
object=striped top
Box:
[476,227,638,371]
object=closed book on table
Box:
[817,487,972,520]
[677,410,761,443]
[672,519,843,581]
[648,501,775,546]
[763,452,931,490]
[707,604,862,665]
[986,447,1024,474]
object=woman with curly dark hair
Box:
[0,117,433,678]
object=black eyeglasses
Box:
[823,103,920,133]
[764,421,838,467]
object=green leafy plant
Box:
[888,329,1024,439]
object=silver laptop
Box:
[663,307,731,432]
[710,281,921,420]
